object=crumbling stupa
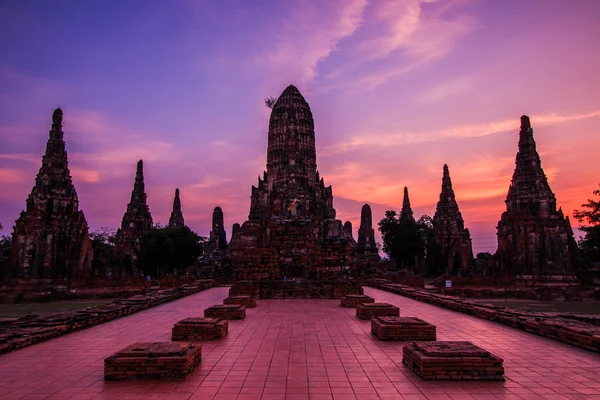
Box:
[229,85,356,280]
[9,108,94,281]
[356,204,380,265]
[114,160,153,277]
[432,165,473,275]
[168,188,185,228]
[495,115,577,276]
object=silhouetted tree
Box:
[574,183,600,269]
[0,231,12,281]
[265,97,278,109]
[139,225,207,278]
[90,227,116,278]
[378,211,425,271]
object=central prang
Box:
[229,85,356,281]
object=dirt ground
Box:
[0,299,114,318]
[472,298,600,315]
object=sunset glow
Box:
[1,0,599,254]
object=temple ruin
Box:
[356,204,380,265]
[9,108,94,281]
[229,85,356,280]
[114,160,153,277]
[432,165,474,275]
[495,115,577,276]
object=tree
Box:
[139,225,207,278]
[0,232,12,281]
[90,227,116,278]
[265,97,278,109]
[378,211,425,271]
[574,183,600,268]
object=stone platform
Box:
[171,318,228,341]
[204,304,246,319]
[371,281,600,353]
[0,280,214,355]
[2,287,600,399]
[402,341,505,381]
[371,316,436,341]
[223,295,257,308]
[356,302,399,320]
[104,342,202,381]
[341,294,375,307]
[229,280,363,299]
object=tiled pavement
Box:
[0,287,599,400]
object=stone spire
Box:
[357,204,376,248]
[356,203,380,264]
[400,187,415,222]
[119,160,153,232]
[496,115,576,276]
[114,160,153,277]
[10,108,93,280]
[248,84,336,221]
[432,164,473,275]
[344,221,353,239]
[168,188,185,228]
[231,223,241,242]
[229,84,357,280]
[209,206,227,250]
[505,115,556,214]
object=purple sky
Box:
[1,0,600,254]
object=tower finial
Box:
[52,108,63,126]
[520,115,531,131]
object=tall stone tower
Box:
[432,165,473,275]
[496,116,576,276]
[168,188,185,228]
[114,160,153,277]
[9,108,93,281]
[209,206,227,250]
[230,85,355,280]
[356,204,380,265]
[400,187,415,223]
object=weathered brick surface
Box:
[0,280,214,355]
[229,86,357,281]
[204,304,246,320]
[223,296,257,308]
[403,341,504,381]
[104,342,202,380]
[229,280,363,299]
[372,316,436,341]
[171,318,228,341]
[495,116,577,276]
[371,281,600,353]
[341,294,374,307]
[356,303,399,320]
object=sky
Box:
[1,0,599,255]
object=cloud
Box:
[418,76,475,103]
[322,109,600,155]
[259,0,368,86]
[70,166,100,183]
[316,0,478,93]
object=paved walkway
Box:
[0,287,599,400]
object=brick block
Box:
[371,317,436,341]
[402,341,504,381]
[104,342,202,380]
[341,295,375,307]
[204,304,246,320]
[171,318,228,341]
[356,303,399,320]
[223,296,257,308]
